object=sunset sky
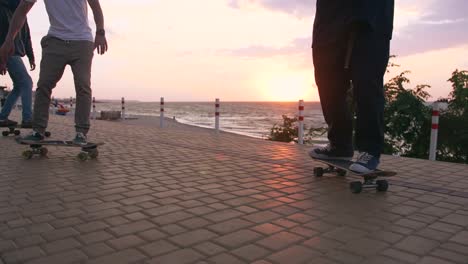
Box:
[2,0,467,102]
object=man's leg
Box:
[11,56,33,124]
[311,43,354,159]
[0,56,30,125]
[33,37,67,134]
[349,32,390,172]
[69,41,94,136]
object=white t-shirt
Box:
[25,0,93,41]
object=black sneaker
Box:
[0,119,18,127]
[21,121,33,128]
[21,131,44,142]
[73,132,87,145]
[308,144,354,160]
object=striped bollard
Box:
[160,97,164,128]
[429,102,440,161]
[298,100,304,145]
[51,96,56,115]
[215,98,220,133]
[121,97,125,120]
[92,97,96,120]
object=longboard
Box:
[1,125,51,137]
[17,139,104,160]
[311,157,397,194]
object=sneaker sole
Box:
[308,152,353,161]
[349,163,374,174]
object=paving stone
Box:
[209,253,245,264]
[232,244,270,261]
[430,248,468,263]
[256,231,303,250]
[81,243,115,257]
[147,249,203,264]
[215,230,263,249]
[267,245,320,264]
[394,235,440,255]
[140,240,179,257]
[417,256,454,264]
[86,248,147,264]
[42,237,81,254]
[2,246,45,263]
[108,235,145,250]
[208,218,253,234]
[108,220,154,236]
[169,229,218,247]
[26,249,88,264]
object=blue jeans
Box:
[0,56,33,122]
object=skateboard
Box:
[312,158,397,194]
[17,139,103,161]
[1,125,51,137]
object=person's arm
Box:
[87,0,108,55]
[23,20,36,71]
[0,0,35,75]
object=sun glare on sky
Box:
[257,71,317,102]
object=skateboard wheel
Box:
[44,131,51,137]
[88,149,99,159]
[77,152,88,161]
[376,180,389,192]
[39,147,48,157]
[14,130,20,136]
[2,131,9,136]
[313,167,324,177]
[350,181,363,194]
[22,150,33,160]
[337,169,347,177]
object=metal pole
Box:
[429,102,440,161]
[121,97,125,120]
[160,97,164,128]
[215,98,220,132]
[92,97,96,120]
[298,100,304,145]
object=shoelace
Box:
[357,153,373,164]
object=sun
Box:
[256,71,317,101]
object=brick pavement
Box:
[0,110,467,264]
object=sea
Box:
[93,101,327,140]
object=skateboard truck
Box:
[2,127,51,137]
[313,165,347,177]
[349,176,389,194]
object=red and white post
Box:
[215,98,220,132]
[69,97,74,114]
[121,97,125,120]
[298,100,305,145]
[429,102,440,161]
[51,96,56,115]
[92,97,96,120]
[160,97,164,128]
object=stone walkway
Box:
[0,111,467,264]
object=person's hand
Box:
[94,35,108,55]
[29,58,36,71]
[0,43,14,75]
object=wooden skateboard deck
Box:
[311,157,397,193]
[17,139,104,160]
